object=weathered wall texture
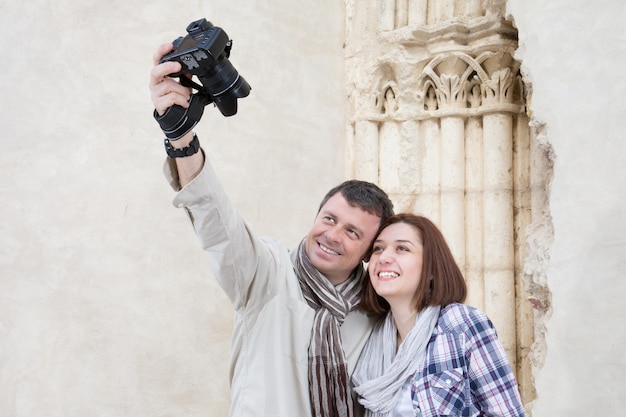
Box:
[507,0,626,415]
[0,1,346,416]
[1,0,626,416]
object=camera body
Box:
[160,18,251,117]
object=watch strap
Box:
[164,133,200,158]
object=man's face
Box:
[305,193,381,286]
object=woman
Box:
[352,214,525,417]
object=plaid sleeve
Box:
[463,308,525,417]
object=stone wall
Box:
[344,0,540,404]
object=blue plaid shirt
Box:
[411,303,525,417]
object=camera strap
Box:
[179,76,205,94]
[153,92,210,141]
[179,76,217,107]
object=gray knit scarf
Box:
[352,305,441,417]
[293,239,365,417]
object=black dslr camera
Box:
[160,18,251,117]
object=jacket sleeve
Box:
[164,155,285,311]
[464,309,526,417]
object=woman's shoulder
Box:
[437,303,495,336]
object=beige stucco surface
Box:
[0,1,345,416]
[1,0,626,416]
[508,0,626,415]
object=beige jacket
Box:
[165,156,375,417]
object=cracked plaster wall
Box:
[507,0,626,415]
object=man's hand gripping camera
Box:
[154,18,251,140]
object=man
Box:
[149,42,394,417]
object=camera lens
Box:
[198,59,251,116]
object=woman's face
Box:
[368,222,424,308]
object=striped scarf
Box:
[293,239,365,417]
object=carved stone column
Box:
[345,0,543,408]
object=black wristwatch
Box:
[164,133,200,158]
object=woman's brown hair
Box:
[361,213,467,315]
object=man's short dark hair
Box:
[318,180,394,222]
